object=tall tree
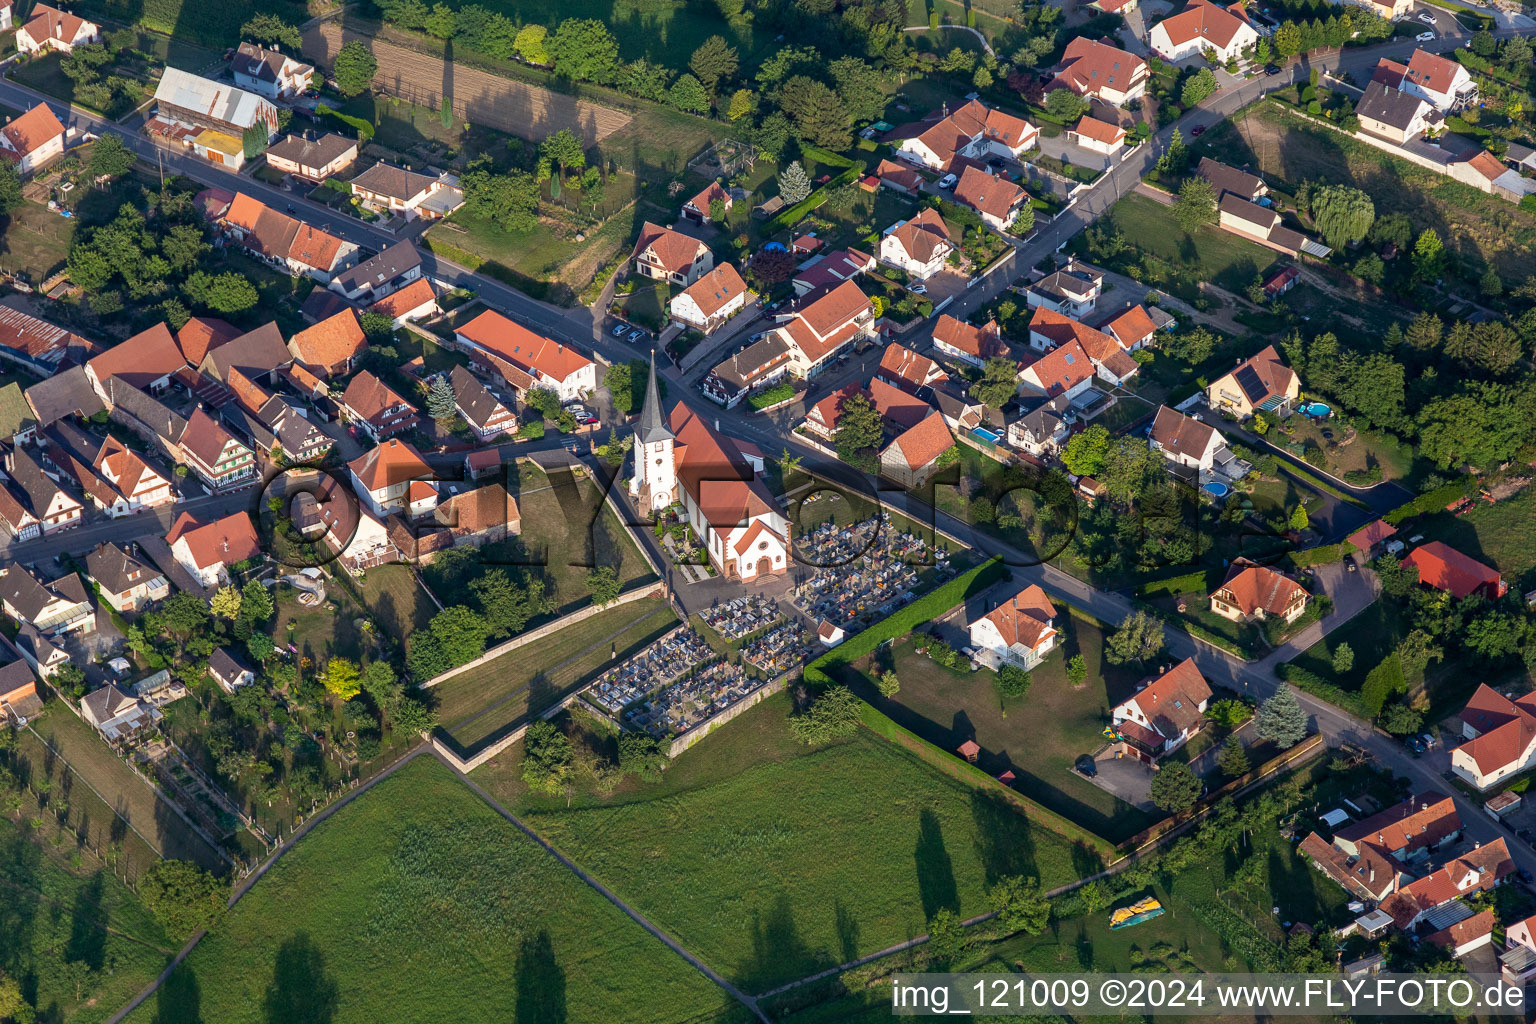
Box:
[669,73,710,113]
[829,56,886,123]
[688,35,739,96]
[989,875,1052,936]
[1105,609,1164,665]
[549,19,620,83]
[975,357,1019,409]
[1174,176,1217,234]
[1256,687,1307,748]
[427,373,456,420]
[778,160,812,204]
[833,392,883,472]
[1309,184,1375,248]
[332,40,378,97]
[1150,762,1200,811]
[1060,424,1111,476]
[778,75,852,148]
[139,860,225,937]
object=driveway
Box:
[1088,754,1156,809]
[1037,133,1115,174]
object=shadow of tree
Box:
[153,965,203,1024]
[514,929,567,1024]
[739,892,829,992]
[64,872,107,971]
[969,792,1037,886]
[914,808,958,920]
[263,933,339,1024]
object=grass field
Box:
[1411,484,1536,591]
[355,564,437,640]
[0,814,177,1024]
[0,197,78,281]
[476,691,1094,994]
[20,710,224,872]
[433,597,676,747]
[1203,100,1536,282]
[848,612,1158,844]
[124,756,753,1024]
[276,573,368,668]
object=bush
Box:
[789,685,862,744]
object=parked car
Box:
[627,327,646,342]
[1417,11,1436,22]
[938,172,958,189]
[1265,64,1282,75]
[1191,124,1207,136]
[611,322,628,337]
[1074,754,1098,777]
[1416,30,1435,40]
[910,282,927,295]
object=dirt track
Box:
[303,23,632,145]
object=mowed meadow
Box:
[125,757,752,1024]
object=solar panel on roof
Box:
[1233,363,1266,403]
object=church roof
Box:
[634,352,672,444]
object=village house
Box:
[1403,541,1507,600]
[25,365,106,432]
[768,280,876,378]
[287,308,368,380]
[875,159,926,194]
[86,322,188,396]
[85,541,169,613]
[876,342,948,394]
[1344,0,1410,19]
[792,248,875,297]
[449,365,518,441]
[670,263,750,333]
[199,322,293,386]
[1209,559,1309,625]
[178,407,256,491]
[1451,685,1536,790]
[1217,194,1333,258]
[0,650,43,725]
[1335,793,1462,863]
[1025,261,1103,317]
[174,316,239,367]
[292,473,400,574]
[1380,840,1513,931]
[338,370,420,441]
[1298,832,1405,903]
[349,438,438,519]
[1096,303,1161,351]
[879,208,955,280]
[868,377,932,432]
[894,99,1038,171]
[221,368,332,465]
[682,180,732,223]
[1111,658,1213,763]
[631,222,714,285]
[801,384,863,441]
[1018,340,1095,401]
[208,648,256,694]
[701,333,794,408]
[1068,116,1128,158]
[932,314,1006,369]
[1051,36,1149,106]
[1148,0,1259,63]
[879,412,954,489]
[953,165,1029,232]
[0,564,93,637]
[0,383,37,446]
[167,510,262,588]
[1375,50,1478,114]
[329,241,424,304]
[968,583,1058,669]
[369,278,440,327]
[232,41,315,101]
[630,359,792,581]
[1206,345,1299,418]
[1027,308,1140,387]
[212,192,358,282]
[1198,157,1268,203]
[348,162,463,220]
[2,444,83,533]
[43,420,174,516]
[81,684,158,746]
[1149,405,1244,479]
[149,69,278,169]
[15,4,99,55]
[0,103,67,176]
[453,311,596,402]
[1356,79,1441,144]
[1008,396,1073,458]
[1502,913,1536,983]
[264,132,359,183]
[434,483,521,548]
[0,304,86,378]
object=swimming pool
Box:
[1203,481,1230,497]
[1303,402,1331,418]
[971,427,1002,444]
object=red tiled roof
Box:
[1212,562,1307,617]
[932,314,1005,360]
[677,263,748,319]
[953,165,1025,221]
[686,180,730,215]
[1118,658,1212,739]
[1336,793,1460,855]
[868,377,932,431]
[456,311,593,385]
[878,342,946,391]
[885,411,952,471]
[875,159,925,191]
[20,4,94,45]
[340,370,413,425]
[1151,404,1218,457]
[166,511,260,569]
[0,103,65,161]
[175,316,240,366]
[911,99,1036,165]
[1403,541,1501,599]
[1462,150,1505,182]
[1346,519,1397,552]
[1071,115,1126,146]
[780,280,871,364]
[1405,48,1461,96]
[888,207,953,264]
[348,437,432,492]
[1425,909,1495,951]
[632,221,709,275]
[87,323,188,389]
[1097,304,1157,348]
[368,278,437,320]
[1021,339,1093,396]
[1155,0,1254,50]
[982,583,1057,651]
[288,308,366,374]
[1054,36,1147,98]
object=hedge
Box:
[764,166,864,233]
[1276,461,1371,510]
[315,103,374,142]
[799,144,858,169]
[1384,479,1478,526]
[1283,540,1356,569]
[1136,600,1256,661]
[1133,568,1220,599]
[1276,664,1368,718]
[803,557,1007,688]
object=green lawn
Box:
[1410,484,1536,591]
[847,612,1158,844]
[432,597,677,747]
[0,815,178,1024]
[354,563,437,640]
[124,757,752,1024]
[476,691,1093,994]
[0,197,78,282]
[276,575,367,668]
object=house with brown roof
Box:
[791,248,876,297]
[1217,194,1333,259]
[434,483,520,548]
[449,364,517,441]
[878,411,954,489]
[968,582,1058,669]
[701,332,794,408]
[933,317,1007,375]
[1356,79,1440,144]
[0,303,87,378]
[329,241,424,304]
[16,3,99,55]
[953,165,1029,232]
[220,368,332,465]
[85,541,169,613]
[670,263,750,333]
[1008,394,1073,458]
[1027,307,1139,387]
[348,437,437,518]
[217,193,358,282]
[199,322,292,385]
[232,41,314,101]
[177,407,256,491]
[769,280,875,377]
[0,103,66,176]
[291,472,399,573]
[1380,839,1512,930]
[0,564,93,637]
[1025,260,1103,318]
[1298,832,1404,903]
[174,316,240,367]
[682,180,732,223]
[265,131,358,183]
[631,222,714,286]
[868,377,932,433]
[287,309,367,379]
[879,208,954,280]
[368,278,439,326]
[801,384,864,440]
[876,342,948,394]
[1110,658,1213,762]
[1095,303,1160,351]
[1067,116,1127,158]
[1334,792,1461,863]
[43,420,174,516]
[453,311,597,402]
[894,99,1038,171]
[1018,340,1095,401]
[1051,36,1149,107]
[167,511,262,587]
[85,323,188,396]
[1149,405,1231,474]
[1206,344,1299,418]
[81,684,158,746]
[338,370,419,440]
[2,444,82,534]
[1209,559,1309,625]
[349,162,463,220]
[1197,156,1268,203]
[1149,0,1259,62]
[875,159,925,194]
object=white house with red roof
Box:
[167,511,261,588]
[1052,36,1149,107]
[895,99,1038,171]
[769,280,875,377]
[669,263,749,334]
[1149,0,1259,63]
[953,165,1029,232]
[338,370,419,441]
[1378,50,1477,113]
[348,438,438,519]
[454,310,596,402]
[1068,116,1127,158]
[1110,658,1213,762]
[1209,559,1308,625]
[0,103,66,176]
[879,208,955,280]
[876,342,948,394]
[1452,684,1536,790]
[682,180,731,223]
[1149,405,1226,473]
[1403,541,1506,601]
[177,408,255,492]
[1380,839,1513,930]
[631,221,714,285]
[629,358,790,580]
[932,314,1006,369]
[792,248,875,297]
[968,582,1058,669]
[16,3,99,55]
[1018,340,1095,401]
[1027,307,1139,386]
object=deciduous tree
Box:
[333,41,377,97]
[1105,609,1164,665]
[990,875,1051,935]
[139,859,225,937]
[1174,176,1217,234]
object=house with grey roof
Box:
[2,444,82,533]
[329,241,423,303]
[0,565,93,637]
[449,365,517,441]
[85,541,170,613]
[80,684,159,745]
[349,163,463,221]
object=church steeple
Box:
[634,350,672,445]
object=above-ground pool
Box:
[971,427,1002,444]
[1203,481,1231,497]
[1303,402,1331,418]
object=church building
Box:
[630,356,792,581]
